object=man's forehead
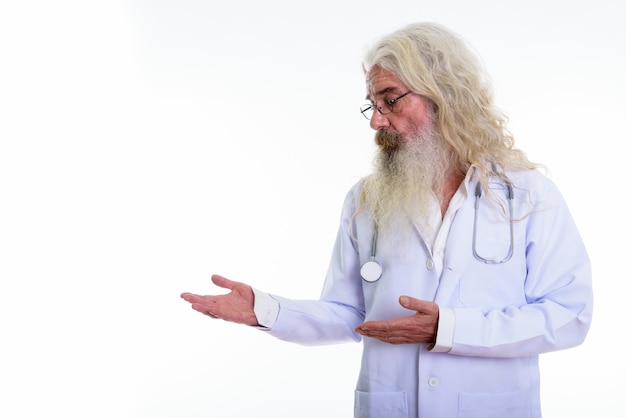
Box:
[366,66,405,97]
[367,66,393,84]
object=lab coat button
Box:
[426,259,434,270]
[428,377,440,388]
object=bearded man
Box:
[181,22,592,418]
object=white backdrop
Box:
[1,1,624,417]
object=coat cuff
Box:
[251,288,280,329]
[428,306,454,352]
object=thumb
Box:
[211,274,235,290]
[399,295,423,312]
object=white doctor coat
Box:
[263,169,592,418]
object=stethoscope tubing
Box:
[472,180,515,264]
[360,178,516,282]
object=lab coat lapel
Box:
[433,197,475,304]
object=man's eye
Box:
[385,98,396,106]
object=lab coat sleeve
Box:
[450,176,592,358]
[260,187,366,346]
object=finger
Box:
[191,302,219,318]
[359,332,409,344]
[356,325,407,344]
[180,293,203,303]
[356,320,392,335]
[378,335,413,345]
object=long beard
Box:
[362,121,456,240]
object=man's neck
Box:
[439,171,465,218]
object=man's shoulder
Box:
[507,168,555,190]
[344,178,366,199]
[506,168,565,209]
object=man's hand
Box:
[180,274,258,326]
[355,296,439,344]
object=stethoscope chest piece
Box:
[360,260,382,283]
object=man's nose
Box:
[369,109,390,130]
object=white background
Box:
[1,1,624,417]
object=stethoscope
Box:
[360,178,515,283]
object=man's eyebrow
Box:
[365,86,401,101]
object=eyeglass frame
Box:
[359,91,412,120]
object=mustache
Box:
[374,130,404,151]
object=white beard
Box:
[362,119,456,242]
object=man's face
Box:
[363,66,454,237]
[366,65,433,146]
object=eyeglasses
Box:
[359,91,411,120]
